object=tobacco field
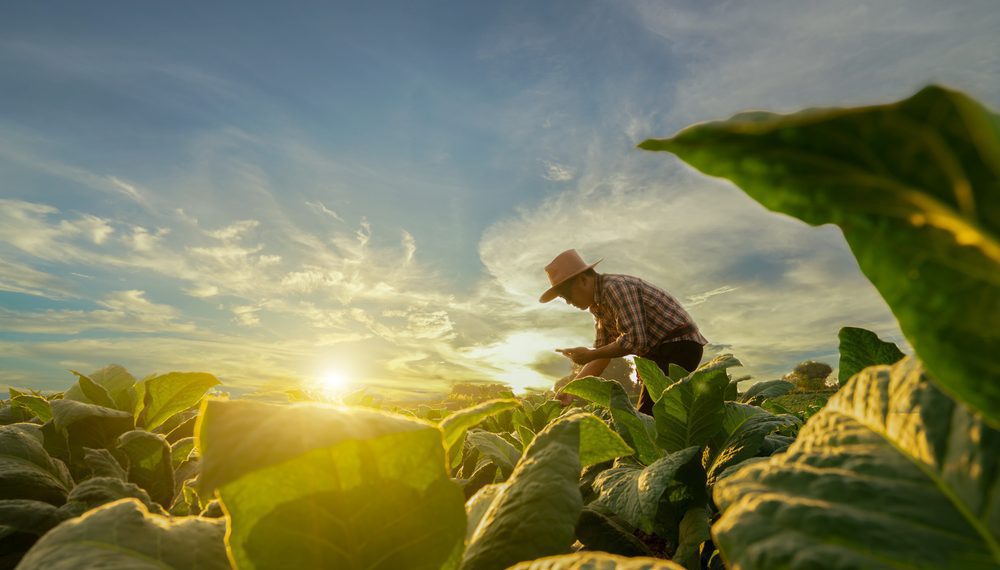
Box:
[1,85,997,569]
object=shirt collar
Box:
[591,274,605,312]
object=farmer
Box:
[540,249,708,415]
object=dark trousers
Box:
[636,340,704,415]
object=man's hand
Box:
[556,346,595,366]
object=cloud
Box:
[0,256,76,299]
[541,160,574,182]
[0,290,195,334]
[306,201,345,223]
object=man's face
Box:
[557,276,590,310]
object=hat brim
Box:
[538,259,602,303]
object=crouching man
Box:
[540,249,708,415]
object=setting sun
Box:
[319,370,351,398]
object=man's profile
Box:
[540,249,707,414]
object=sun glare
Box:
[319,370,350,398]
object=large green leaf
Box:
[10,396,52,423]
[63,476,160,515]
[705,405,799,486]
[440,399,520,449]
[633,356,671,402]
[0,424,72,505]
[50,399,133,454]
[117,430,174,506]
[563,376,661,465]
[838,326,906,386]
[713,356,1000,569]
[506,552,683,570]
[466,430,521,479]
[737,380,795,406]
[0,499,73,535]
[138,372,219,431]
[462,413,633,570]
[574,507,656,558]
[589,446,702,534]
[640,85,1000,425]
[440,399,519,469]
[64,365,137,411]
[197,399,466,570]
[16,498,228,569]
[653,366,730,453]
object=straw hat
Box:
[539,249,603,303]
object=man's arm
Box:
[575,358,610,379]
[556,339,629,366]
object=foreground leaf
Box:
[10,396,52,423]
[462,413,633,570]
[0,424,72,505]
[713,356,1000,569]
[507,552,683,570]
[198,399,466,570]
[641,85,1000,425]
[837,326,906,385]
[50,399,133,456]
[16,498,228,570]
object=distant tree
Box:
[783,361,834,392]
[446,382,514,403]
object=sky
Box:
[1,1,998,398]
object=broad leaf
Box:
[63,477,160,515]
[170,437,196,468]
[633,356,671,402]
[506,552,684,570]
[71,372,116,409]
[462,413,633,570]
[138,372,219,431]
[117,430,174,506]
[467,430,521,479]
[50,399,133,454]
[10,396,52,423]
[574,507,656,558]
[0,499,74,536]
[0,424,72,505]
[706,405,799,485]
[641,85,1000,425]
[838,326,906,385]
[738,380,795,406]
[590,446,702,534]
[713,356,1000,569]
[563,376,661,465]
[82,447,127,480]
[673,507,711,570]
[197,399,466,570]
[16,498,228,569]
[654,367,730,453]
[440,399,519,449]
[64,365,137,411]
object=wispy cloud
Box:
[541,160,574,182]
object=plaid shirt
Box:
[591,274,708,355]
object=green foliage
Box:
[462,413,633,570]
[641,85,1000,426]
[0,424,72,505]
[197,399,466,570]
[116,430,174,507]
[654,366,730,454]
[838,326,906,385]
[713,356,1000,568]
[563,376,661,465]
[16,499,229,570]
[506,552,684,570]
[738,380,794,406]
[137,372,219,431]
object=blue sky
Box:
[2,1,998,397]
